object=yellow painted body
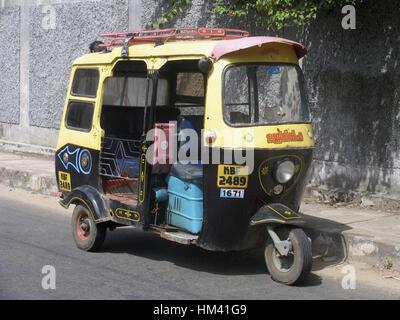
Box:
[57,40,314,151]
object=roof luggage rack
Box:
[99,27,250,50]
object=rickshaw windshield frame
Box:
[222,62,311,128]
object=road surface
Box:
[1,185,400,301]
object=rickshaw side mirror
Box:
[198,57,213,74]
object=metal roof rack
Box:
[99,27,250,52]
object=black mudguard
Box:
[59,185,110,224]
[250,203,306,226]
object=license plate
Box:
[220,188,245,199]
[217,165,249,189]
[58,171,71,192]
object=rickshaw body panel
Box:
[198,148,313,251]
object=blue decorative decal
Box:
[58,146,80,173]
[58,146,92,175]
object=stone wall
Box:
[0,0,132,153]
[141,0,400,201]
[298,1,400,200]
[1,0,399,201]
[0,7,20,125]
[29,0,129,129]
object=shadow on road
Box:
[102,228,267,276]
[302,213,352,272]
[98,217,354,287]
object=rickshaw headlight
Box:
[275,160,295,184]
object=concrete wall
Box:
[0,7,20,125]
[0,0,134,153]
[0,0,399,201]
[141,0,400,201]
[293,0,400,200]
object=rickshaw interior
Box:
[99,58,206,230]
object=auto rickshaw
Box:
[55,27,315,285]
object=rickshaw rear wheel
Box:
[71,205,106,252]
[264,227,312,285]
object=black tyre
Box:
[264,227,312,285]
[71,205,106,252]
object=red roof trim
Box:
[211,36,307,61]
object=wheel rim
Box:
[76,211,91,241]
[271,245,294,273]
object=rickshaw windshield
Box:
[223,63,310,126]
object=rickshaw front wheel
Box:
[264,227,312,285]
[71,205,106,252]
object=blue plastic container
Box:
[166,175,203,234]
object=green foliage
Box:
[149,0,191,29]
[385,257,393,269]
[149,0,364,31]
[211,0,364,30]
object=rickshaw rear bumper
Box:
[250,203,306,226]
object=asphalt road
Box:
[1,186,399,301]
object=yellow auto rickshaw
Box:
[55,27,315,285]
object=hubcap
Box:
[76,212,90,241]
[272,244,294,272]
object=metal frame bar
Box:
[99,27,250,49]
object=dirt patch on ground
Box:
[314,259,400,294]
